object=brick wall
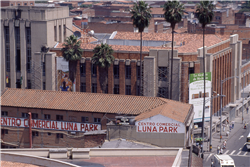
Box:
[88,22,134,33]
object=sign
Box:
[57,57,69,72]
[135,114,185,133]
[189,72,212,123]
[1,117,101,132]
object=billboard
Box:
[189,72,211,123]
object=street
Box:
[203,116,250,167]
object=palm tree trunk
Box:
[139,31,142,96]
[170,29,174,99]
[69,60,77,86]
[201,27,206,158]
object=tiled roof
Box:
[1,88,167,115]
[135,98,192,123]
[1,161,39,167]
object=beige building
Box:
[1,6,72,92]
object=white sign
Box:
[135,114,185,133]
[1,117,101,132]
[189,72,212,123]
[57,57,69,72]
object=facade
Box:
[1,88,192,148]
[1,6,72,92]
[1,1,35,7]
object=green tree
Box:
[196,0,214,158]
[92,43,115,93]
[130,1,152,96]
[163,0,184,99]
[239,0,250,13]
[61,35,83,84]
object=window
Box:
[1,129,8,135]
[126,85,131,95]
[26,27,31,44]
[6,45,10,72]
[92,83,97,93]
[56,133,63,138]
[32,113,38,119]
[16,79,21,88]
[80,63,86,76]
[125,65,131,79]
[26,47,31,73]
[27,80,31,89]
[54,26,57,41]
[137,85,140,95]
[56,115,63,121]
[63,25,66,41]
[4,26,10,43]
[80,83,86,92]
[137,66,140,80]
[24,3,27,5]
[16,48,21,72]
[43,82,46,90]
[59,25,62,42]
[81,117,89,123]
[188,67,195,80]
[114,65,119,78]
[44,114,51,120]
[158,67,168,81]
[105,85,108,94]
[1,111,8,116]
[15,27,20,45]
[92,64,97,77]
[22,113,29,118]
[47,132,51,136]
[31,3,33,5]
[114,84,119,94]
[94,118,101,123]
[158,87,168,98]
[32,131,39,137]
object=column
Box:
[45,52,56,90]
[9,20,16,88]
[20,20,27,89]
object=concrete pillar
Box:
[172,57,181,101]
[119,59,125,95]
[45,52,56,90]
[20,20,27,89]
[143,56,156,97]
[9,20,16,88]
[1,20,6,91]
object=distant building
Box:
[1,1,35,7]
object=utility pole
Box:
[242,70,245,124]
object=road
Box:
[203,121,250,167]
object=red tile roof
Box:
[1,161,39,167]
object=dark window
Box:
[15,27,20,45]
[22,113,29,118]
[56,133,63,138]
[24,3,27,5]
[54,26,57,41]
[6,45,10,72]
[43,82,46,90]
[1,129,8,135]
[92,83,97,93]
[137,66,140,80]
[158,67,168,81]
[80,83,86,92]
[27,80,31,89]
[126,85,131,95]
[44,114,51,120]
[137,85,140,96]
[114,65,119,78]
[42,62,46,76]
[18,3,20,6]
[26,27,31,44]
[1,111,8,116]
[105,84,108,94]
[189,67,195,74]
[4,26,9,43]
[16,79,21,88]
[80,63,86,76]
[30,3,33,5]
[32,131,39,136]
[26,47,31,73]
[16,49,21,72]
[114,84,119,94]
[158,87,168,98]
[56,115,63,121]
[63,25,66,41]
[32,113,38,119]
[59,25,62,42]
[47,132,51,136]
[92,64,97,77]
[81,117,89,123]
[94,118,101,123]
[125,65,131,79]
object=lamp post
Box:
[220,76,239,142]
[205,91,225,151]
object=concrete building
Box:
[1,88,193,148]
[1,1,35,7]
[1,6,72,92]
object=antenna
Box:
[73,31,81,39]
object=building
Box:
[1,88,193,148]
[1,6,72,92]
[1,1,35,7]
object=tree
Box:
[196,1,214,158]
[163,0,184,99]
[239,0,250,13]
[61,35,83,85]
[92,43,115,93]
[130,1,152,96]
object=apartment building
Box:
[1,1,35,7]
[1,6,72,92]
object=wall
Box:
[88,22,134,33]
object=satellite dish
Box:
[88,30,94,36]
[73,31,81,39]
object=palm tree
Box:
[61,35,83,85]
[163,0,184,99]
[130,1,152,96]
[196,1,214,158]
[92,43,115,93]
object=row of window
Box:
[80,63,140,80]
[1,111,101,124]
[54,25,66,42]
